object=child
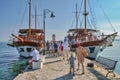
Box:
[69,53,75,75]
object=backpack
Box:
[81,47,88,57]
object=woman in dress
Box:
[75,45,85,74]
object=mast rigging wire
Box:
[78,0,83,29]
[70,0,83,29]
[20,0,28,29]
[88,0,97,30]
[97,0,116,32]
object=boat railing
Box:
[18,35,44,43]
[69,34,99,44]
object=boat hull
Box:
[16,46,35,58]
[85,46,101,59]
[13,41,43,58]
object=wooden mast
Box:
[76,3,78,30]
[83,0,88,34]
[75,3,79,36]
[28,0,32,37]
[35,5,37,29]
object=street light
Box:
[43,9,55,55]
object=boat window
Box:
[26,48,32,52]
[19,48,24,52]
[89,47,95,53]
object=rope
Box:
[87,18,92,29]
[20,0,28,28]
[97,0,116,32]
[70,15,76,29]
[88,0,97,30]
[70,0,83,29]
[78,0,83,29]
[79,17,83,28]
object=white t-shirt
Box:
[63,41,69,50]
[30,49,40,61]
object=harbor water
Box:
[0,42,19,80]
[0,37,120,79]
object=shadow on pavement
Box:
[44,60,61,65]
[87,67,110,80]
[54,73,74,80]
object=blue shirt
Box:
[69,56,75,66]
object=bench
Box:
[93,56,118,77]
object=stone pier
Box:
[14,54,120,80]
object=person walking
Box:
[53,42,58,57]
[46,40,50,51]
[63,37,69,61]
[75,45,87,74]
[49,41,54,55]
[59,41,64,60]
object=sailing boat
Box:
[7,0,44,58]
[67,0,117,59]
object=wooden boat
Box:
[7,0,44,58]
[67,0,117,59]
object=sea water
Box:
[97,37,120,74]
[0,42,19,80]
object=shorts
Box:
[70,64,74,68]
[29,59,38,63]
[54,49,58,52]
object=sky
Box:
[0,0,120,41]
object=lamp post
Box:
[43,9,55,55]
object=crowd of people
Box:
[46,37,88,75]
[28,36,88,75]
[46,37,69,60]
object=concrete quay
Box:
[14,54,120,80]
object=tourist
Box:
[57,41,61,56]
[63,37,69,61]
[59,41,64,59]
[49,41,54,55]
[75,45,87,74]
[71,38,76,45]
[29,48,40,69]
[46,40,50,51]
[69,53,75,75]
[53,42,58,57]
[76,37,81,47]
